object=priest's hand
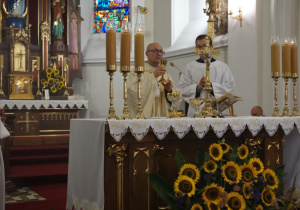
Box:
[162,80,172,93]
[197,76,206,91]
[153,66,166,78]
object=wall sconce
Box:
[229,7,243,27]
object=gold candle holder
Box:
[271,74,281,117]
[282,77,291,116]
[135,66,145,119]
[107,65,119,120]
[120,66,131,120]
[36,57,42,97]
[292,75,300,116]
[63,58,70,96]
[0,62,5,96]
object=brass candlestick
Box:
[135,66,145,119]
[282,76,291,116]
[107,65,119,119]
[63,58,70,96]
[194,36,221,118]
[120,66,131,120]
[0,63,5,96]
[36,62,42,97]
[272,75,281,117]
[158,59,168,84]
[292,74,300,116]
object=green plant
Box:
[149,139,292,210]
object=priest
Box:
[178,34,235,117]
[127,43,180,118]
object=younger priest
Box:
[127,43,180,118]
[178,34,235,117]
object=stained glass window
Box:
[94,0,130,33]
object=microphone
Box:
[169,62,198,84]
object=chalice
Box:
[189,98,204,118]
[167,91,181,118]
[158,59,168,84]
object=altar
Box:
[66,116,300,210]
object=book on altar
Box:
[212,93,243,113]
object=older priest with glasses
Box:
[127,43,180,118]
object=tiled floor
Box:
[5,187,46,204]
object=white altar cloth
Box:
[0,100,89,110]
[67,117,300,210]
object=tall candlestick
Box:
[0,55,3,67]
[282,40,291,77]
[120,31,131,70]
[291,42,298,76]
[36,57,40,70]
[134,31,144,69]
[106,29,117,71]
[271,43,280,76]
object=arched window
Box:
[94,0,130,33]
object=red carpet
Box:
[6,144,69,210]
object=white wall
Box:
[74,0,300,118]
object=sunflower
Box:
[209,143,223,161]
[46,67,53,74]
[222,161,242,185]
[262,168,279,190]
[191,203,203,210]
[242,183,252,199]
[255,205,264,210]
[43,81,49,87]
[202,183,224,205]
[220,142,230,154]
[46,73,52,78]
[249,158,264,174]
[54,69,60,74]
[240,164,257,183]
[204,160,217,173]
[238,145,249,160]
[179,164,200,182]
[261,188,275,207]
[50,86,57,93]
[226,192,246,210]
[174,175,196,197]
[207,202,220,210]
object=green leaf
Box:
[148,172,177,209]
[175,149,186,171]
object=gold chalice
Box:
[189,98,204,118]
[158,59,168,84]
[167,91,181,118]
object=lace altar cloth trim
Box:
[66,195,103,210]
[108,116,300,142]
[0,100,89,110]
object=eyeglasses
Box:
[196,45,208,49]
[147,49,165,54]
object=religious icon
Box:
[3,0,28,28]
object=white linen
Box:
[107,116,299,142]
[0,100,89,110]
[0,148,4,210]
[178,60,235,117]
[66,119,105,210]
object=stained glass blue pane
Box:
[94,8,130,33]
[94,0,129,10]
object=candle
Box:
[63,57,67,70]
[282,42,291,75]
[134,31,144,68]
[271,43,280,74]
[120,31,131,70]
[36,57,40,70]
[106,29,116,70]
[291,43,298,75]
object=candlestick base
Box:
[282,78,290,117]
[292,77,300,116]
[272,77,281,117]
[272,107,282,117]
[63,88,69,96]
[0,89,5,96]
[36,89,42,97]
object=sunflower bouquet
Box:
[149,139,292,210]
[41,67,65,95]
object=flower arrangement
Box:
[41,67,65,95]
[149,139,292,210]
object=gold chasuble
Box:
[127,63,180,118]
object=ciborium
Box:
[167,91,181,118]
[158,59,168,84]
[189,98,204,118]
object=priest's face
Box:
[146,43,164,67]
[196,39,212,59]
